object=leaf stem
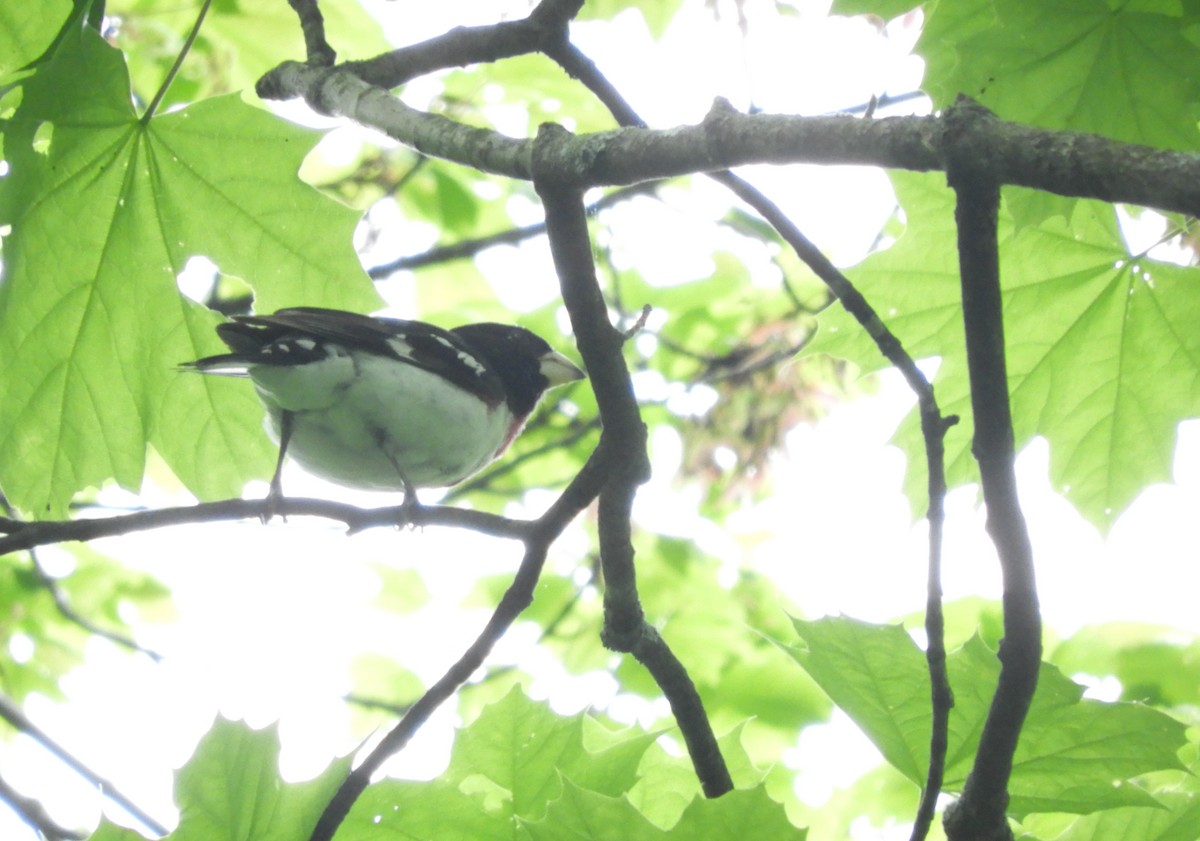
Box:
[141,0,212,123]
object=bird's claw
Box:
[260,480,287,524]
[395,483,423,529]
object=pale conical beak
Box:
[539,350,585,387]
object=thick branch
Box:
[533,143,732,798]
[544,39,953,809]
[257,59,1200,217]
[942,98,1041,841]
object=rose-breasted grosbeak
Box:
[183,307,585,506]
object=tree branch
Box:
[29,551,162,661]
[307,440,613,841]
[941,97,1041,841]
[286,0,335,66]
[533,150,733,798]
[0,498,528,557]
[0,774,85,841]
[0,695,168,838]
[544,35,955,818]
[367,181,660,279]
[257,54,1200,217]
[0,494,162,659]
[339,0,583,88]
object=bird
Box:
[182,306,585,510]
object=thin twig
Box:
[0,695,168,837]
[367,181,660,278]
[0,498,529,557]
[0,494,161,659]
[341,694,413,716]
[533,168,733,798]
[29,553,163,661]
[441,413,600,502]
[0,774,85,841]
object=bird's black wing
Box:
[192,307,509,405]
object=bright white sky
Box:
[6,2,1200,840]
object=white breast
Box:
[249,348,513,490]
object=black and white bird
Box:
[183,307,585,506]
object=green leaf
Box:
[441,54,616,135]
[0,27,381,515]
[0,0,72,78]
[0,539,169,701]
[525,780,804,841]
[788,616,1188,817]
[59,542,171,624]
[671,787,806,841]
[0,556,84,700]
[169,718,351,841]
[445,685,657,821]
[339,690,675,841]
[611,538,829,735]
[923,0,1200,152]
[831,0,922,18]
[577,0,683,38]
[788,617,931,782]
[1053,623,1200,707]
[913,0,999,103]
[349,652,424,703]
[1021,793,1200,841]
[627,725,771,829]
[88,820,149,841]
[110,0,389,108]
[339,779,504,841]
[523,779,664,841]
[808,171,1200,527]
[955,637,1185,817]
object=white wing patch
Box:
[386,337,413,358]
[432,334,487,377]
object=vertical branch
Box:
[542,38,956,819]
[286,0,336,66]
[942,97,1041,841]
[711,163,956,840]
[532,129,733,797]
[909,411,953,841]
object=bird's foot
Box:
[260,479,288,524]
[395,483,423,529]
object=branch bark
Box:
[0,497,529,556]
[257,62,1200,217]
[533,132,733,799]
[538,36,958,823]
[942,97,1042,841]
